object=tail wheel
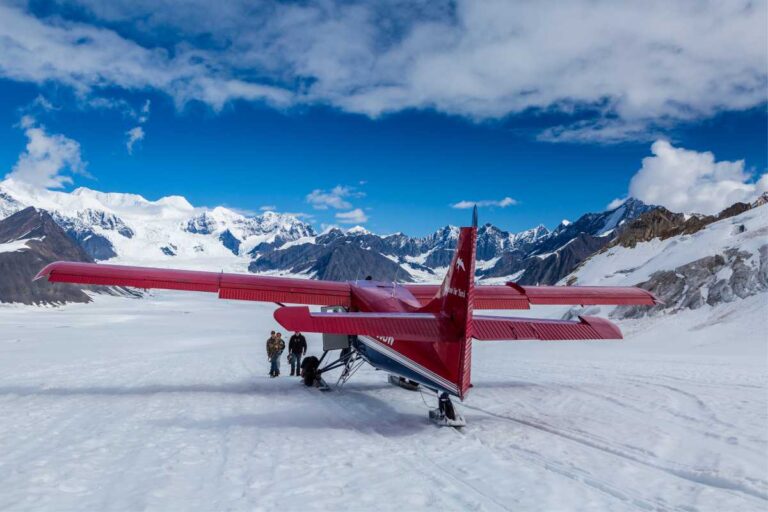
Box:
[439,393,457,421]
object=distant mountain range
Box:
[0,179,653,286]
[0,177,765,307]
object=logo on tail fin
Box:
[456,257,466,272]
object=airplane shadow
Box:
[0,379,437,436]
[0,379,307,398]
[152,389,432,437]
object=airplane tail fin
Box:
[423,206,477,398]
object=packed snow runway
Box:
[0,293,765,511]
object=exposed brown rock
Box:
[0,207,94,304]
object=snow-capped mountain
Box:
[562,198,768,320]
[0,179,314,272]
[0,178,661,288]
[183,207,315,255]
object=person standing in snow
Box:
[288,331,307,376]
[266,331,280,377]
[267,332,286,377]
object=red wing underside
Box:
[36,261,351,307]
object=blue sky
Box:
[0,1,766,235]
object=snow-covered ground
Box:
[0,292,765,511]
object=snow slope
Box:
[565,202,767,288]
[0,291,765,511]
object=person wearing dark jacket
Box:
[288,332,307,376]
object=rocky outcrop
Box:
[218,230,241,255]
[613,246,768,319]
[613,201,757,249]
[310,245,413,282]
[250,236,414,282]
[0,207,95,304]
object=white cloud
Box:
[306,185,363,210]
[125,126,145,154]
[335,208,368,224]
[452,197,517,209]
[626,140,768,215]
[0,4,291,111]
[5,116,87,189]
[259,205,277,211]
[0,1,764,141]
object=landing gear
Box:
[429,392,466,428]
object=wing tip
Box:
[33,262,60,281]
[579,315,623,340]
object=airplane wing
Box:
[405,282,658,310]
[35,261,351,307]
[274,306,624,341]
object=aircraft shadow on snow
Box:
[0,380,437,436]
[151,390,431,437]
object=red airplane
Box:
[35,209,657,426]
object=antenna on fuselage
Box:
[472,205,478,228]
[392,265,401,296]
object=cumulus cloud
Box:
[335,208,368,224]
[5,116,87,189]
[259,205,277,211]
[125,126,145,154]
[306,185,364,210]
[0,1,764,141]
[0,4,291,111]
[452,197,517,209]
[624,140,768,215]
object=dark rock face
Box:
[51,209,134,261]
[0,207,94,304]
[311,245,411,282]
[519,234,611,285]
[250,236,414,282]
[219,230,241,255]
[63,230,117,260]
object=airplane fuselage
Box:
[347,280,462,397]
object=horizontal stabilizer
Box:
[274,306,446,342]
[473,314,622,340]
[275,307,622,342]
